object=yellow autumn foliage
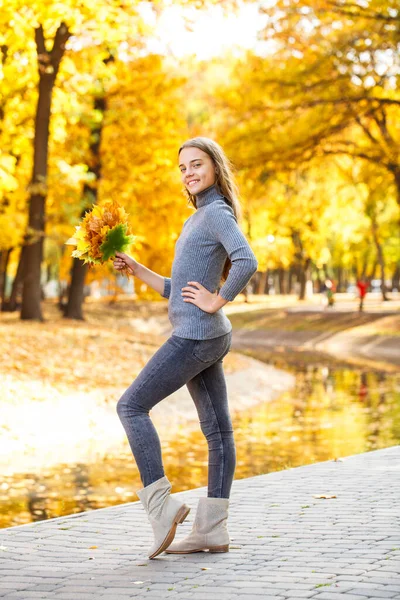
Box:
[66,199,135,265]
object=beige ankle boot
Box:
[165,497,230,554]
[136,475,190,559]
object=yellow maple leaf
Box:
[74,226,87,241]
[66,199,134,267]
[100,225,111,237]
[91,205,104,218]
[77,239,90,252]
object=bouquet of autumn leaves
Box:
[66,200,135,274]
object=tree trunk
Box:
[392,166,400,215]
[278,267,285,294]
[21,186,46,320]
[291,230,311,300]
[0,248,12,310]
[2,246,24,312]
[264,269,270,295]
[392,265,400,291]
[337,266,344,292]
[368,259,378,282]
[64,260,89,319]
[64,92,107,319]
[371,219,389,301]
[21,23,70,321]
[287,266,295,294]
[361,254,369,279]
[316,266,324,293]
[298,258,311,301]
[257,270,268,294]
[298,266,306,300]
[5,246,25,312]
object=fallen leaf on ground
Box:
[313,494,337,499]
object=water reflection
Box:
[1,363,399,529]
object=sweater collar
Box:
[195,183,224,209]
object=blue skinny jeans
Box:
[116,330,235,498]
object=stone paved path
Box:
[0,446,399,600]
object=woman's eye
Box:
[194,163,201,168]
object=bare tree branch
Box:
[34,22,71,78]
[50,22,71,74]
[244,96,400,117]
[353,113,381,148]
[325,1,400,23]
[34,25,46,57]
[374,108,395,149]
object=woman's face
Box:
[179,147,216,195]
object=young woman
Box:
[113,137,258,559]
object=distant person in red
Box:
[356,278,368,312]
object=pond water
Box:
[1,360,399,529]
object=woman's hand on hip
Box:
[181,281,221,313]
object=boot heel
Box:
[175,504,190,524]
[209,544,229,553]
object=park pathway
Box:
[0,446,399,599]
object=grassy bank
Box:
[229,307,400,336]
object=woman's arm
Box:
[135,264,170,298]
[205,203,258,302]
[113,252,170,298]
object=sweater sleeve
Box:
[205,202,258,302]
[161,277,171,299]
[160,214,193,300]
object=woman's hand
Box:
[181,281,220,313]
[113,252,138,276]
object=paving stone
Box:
[0,446,399,600]
[368,575,400,588]
[190,595,261,600]
[313,594,367,600]
[96,588,141,595]
[347,589,398,598]
[280,591,319,598]
[385,585,400,593]
[54,594,100,600]
[0,583,37,590]
[29,584,63,592]
[1,594,58,600]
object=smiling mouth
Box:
[187,180,200,186]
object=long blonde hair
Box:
[178,137,243,284]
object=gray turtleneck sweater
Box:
[161,184,258,339]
